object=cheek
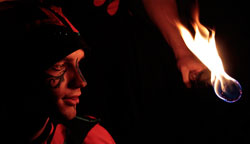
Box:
[45,75,69,99]
[45,69,67,89]
[50,83,67,100]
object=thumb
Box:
[180,66,191,88]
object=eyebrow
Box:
[64,55,84,63]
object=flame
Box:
[176,5,242,103]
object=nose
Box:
[68,67,87,89]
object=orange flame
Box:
[176,4,242,102]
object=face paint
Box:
[46,69,67,88]
[76,58,86,83]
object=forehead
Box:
[64,49,85,61]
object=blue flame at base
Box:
[213,77,242,103]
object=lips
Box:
[63,96,80,106]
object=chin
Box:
[53,99,79,120]
[57,104,77,121]
[63,106,77,120]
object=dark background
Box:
[61,0,250,143]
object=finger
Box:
[93,0,106,7]
[180,66,191,88]
[107,0,120,16]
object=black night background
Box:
[60,0,250,143]
[1,0,249,143]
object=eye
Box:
[51,62,66,71]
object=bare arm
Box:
[142,0,189,59]
[142,0,206,87]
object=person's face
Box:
[45,49,87,120]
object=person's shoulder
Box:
[69,116,116,144]
[83,123,116,144]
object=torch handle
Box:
[189,69,211,88]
